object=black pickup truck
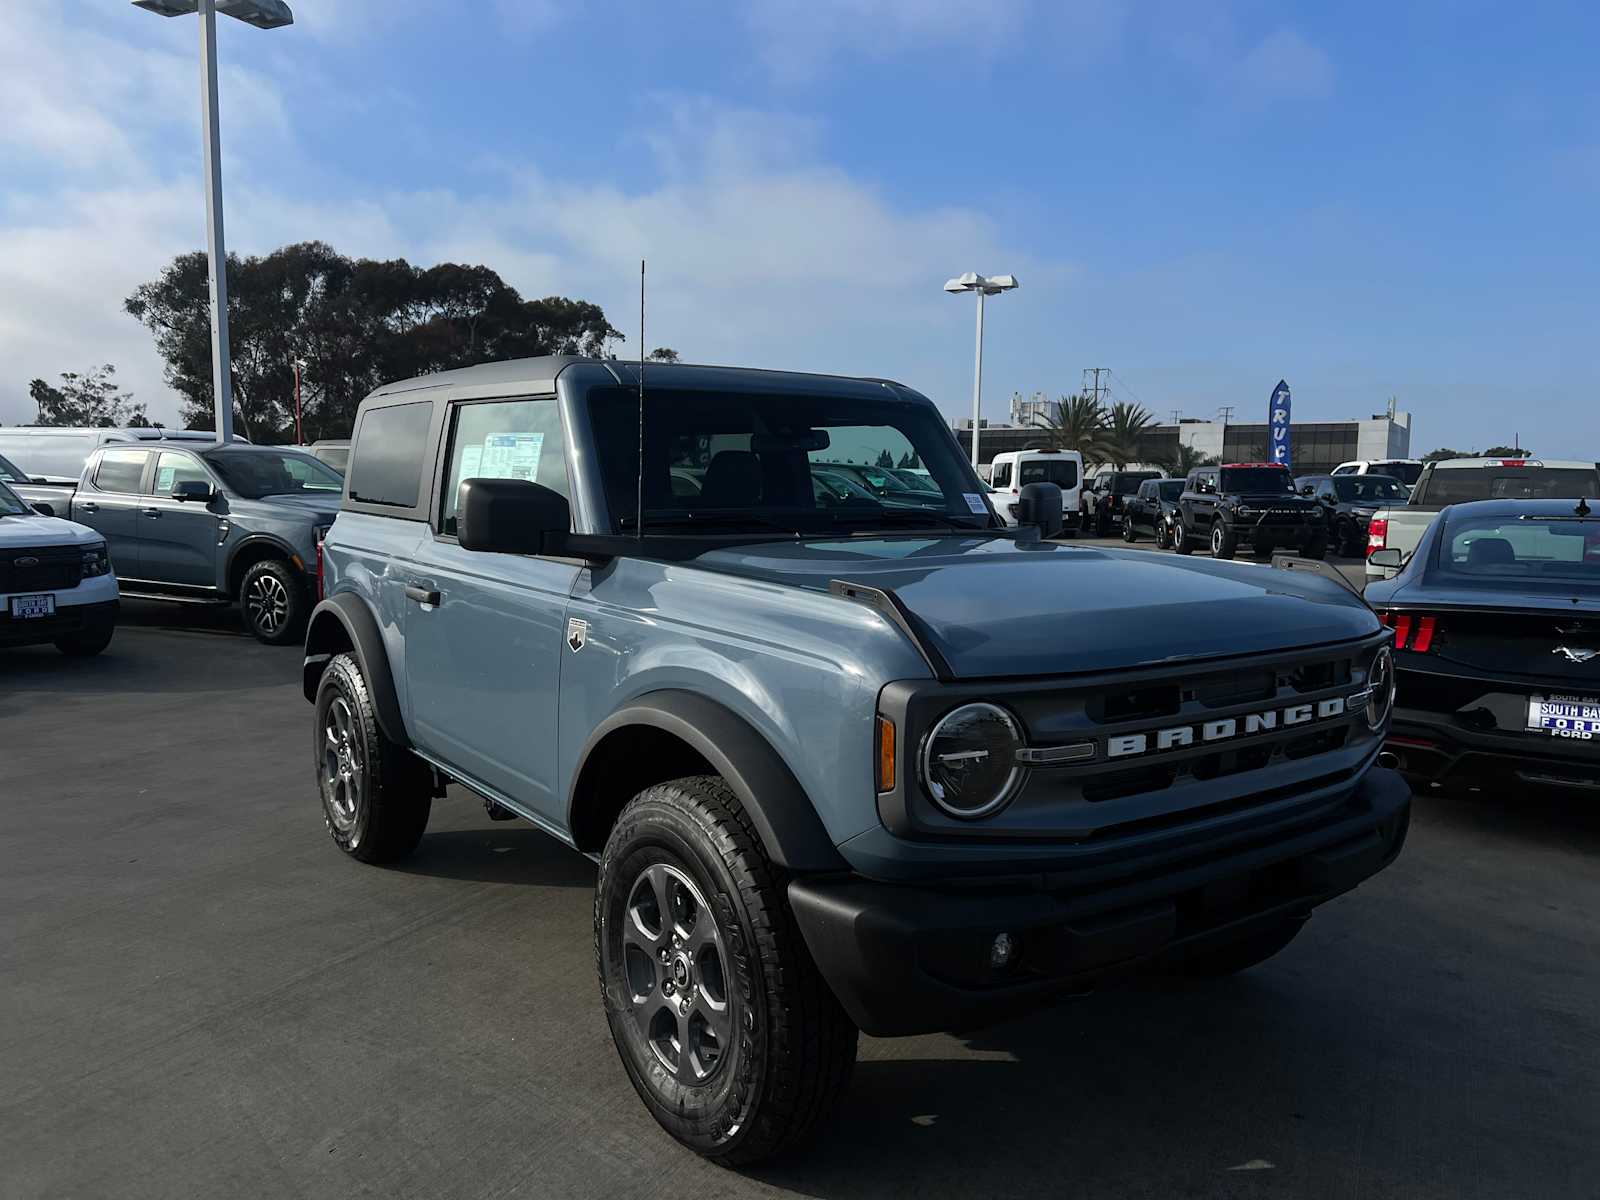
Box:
[1175,462,1328,560]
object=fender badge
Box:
[566,618,588,652]
[15,556,39,567]
[1553,646,1598,664]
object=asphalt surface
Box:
[4,571,1597,1199]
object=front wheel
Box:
[241,558,308,645]
[596,777,858,1165]
[1173,521,1194,554]
[314,653,432,863]
[1338,521,1365,557]
[1211,521,1237,559]
[1154,519,1172,550]
[1302,533,1329,560]
[1121,516,1138,542]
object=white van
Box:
[986,447,1085,531]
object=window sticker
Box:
[155,466,177,493]
[479,432,544,482]
[963,492,988,514]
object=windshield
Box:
[1334,476,1409,503]
[1018,459,1078,488]
[314,447,350,473]
[205,449,344,499]
[1372,461,1423,485]
[589,388,993,534]
[0,480,29,515]
[1111,473,1159,495]
[0,452,26,484]
[1425,467,1599,505]
[1438,513,1600,588]
[1156,480,1186,501]
[1221,467,1294,494]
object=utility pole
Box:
[1081,367,1110,408]
[1217,405,1235,424]
[1169,408,1181,426]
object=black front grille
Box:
[0,545,83,593]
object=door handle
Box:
[141,507,160,517]
[404,584,441,607]
[79,502,98,512]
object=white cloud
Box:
[1237,29,1335,103]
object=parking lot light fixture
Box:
[944,273,1019,468]
[131,0,295,442]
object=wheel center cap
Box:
[671,954,691,988]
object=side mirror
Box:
[1016,481,1063,538]
[458,477,570,555]
[1300,485,1315,496]
[1368,548,1404,569]
[31,502,55,517]
[172,480,214,502]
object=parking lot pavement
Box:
[4,610,1599,1200]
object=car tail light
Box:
[1379,610,1438,652]
[1366,516,1388,556]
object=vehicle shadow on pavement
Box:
[1413,787,1600,854]
[394,825,598,888]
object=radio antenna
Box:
[636,258,645,539]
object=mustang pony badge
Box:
[1553,646,1599,664]
[566,618,588,653]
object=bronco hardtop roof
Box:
[364,355,922,403]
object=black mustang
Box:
[1121,478,1186,547]
[1364,497,1600,795]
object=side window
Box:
[1319,482,1337,501]
[441,397,569,537]
[152,452,209,495]
[349,401,432,508]
[94,449,149,494]
[992,461,1012,488]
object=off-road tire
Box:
[1175,918,1306,977]
[1155,519,1172,550]
[1121,516,1138,542]
[1302,533,1329,560]
[1337,520,1364,557]
[241,558,308,645]
[596,776,858,1166]
[1211,520,1238,559]
[54,616,115,657]
[1173,519,1194,554]
[314,652,432,864]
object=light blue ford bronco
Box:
[302,356,1409,1164]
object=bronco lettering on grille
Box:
[1105,692,1367,759]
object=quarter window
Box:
[991,461,1012,488]
[349,401,433,508]
[441,398,569,537]
[94,449,149,494]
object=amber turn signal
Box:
[876,716,896,793]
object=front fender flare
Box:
[301,593,406,746]
[572,690,848,872]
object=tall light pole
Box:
[133,0,294,443]
[944,272,1018,468]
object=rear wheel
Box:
[1211,521,1237,559]
[1121,515,1138,542]
[1176,918,1306,977]
[1337,520,1365,557]
[314,653,432,863]
[596,776,858,1165]
[241,558,307,645]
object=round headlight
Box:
[919,703,1024,819]
[1365,645,1395,730]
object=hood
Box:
[0,511,101,548]
[235,492,341,522]
[693,536,1378,678]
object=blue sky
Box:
[2,1,1597,455]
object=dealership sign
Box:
[1268,379,1292,467]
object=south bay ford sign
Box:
[1106,691,1371,760]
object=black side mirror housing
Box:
[1017,481,1064,538]
[172,480,214,502]
[458,477,570,555]
[31,502,55,517]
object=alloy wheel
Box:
[321,696,363,833]
[1212,524,1224,555]
[247,572,289,635]
[620,862,733,1085]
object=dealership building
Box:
[955,407,1413,478]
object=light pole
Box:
[943,272,1018,468]
[292,357,307,444]
[132,0,294,443]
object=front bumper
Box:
[0,598,119,648]
[790,767,1409,1036]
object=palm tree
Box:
[1032,393,1109,463]
[1104,401,1155,467]
[1162,441,1217,477]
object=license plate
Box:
[9,593,56,619]
[1527,695,1600,738]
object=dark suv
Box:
[1176,463,1328,560]
[1295,473,1410,557]
[1082,469,1163,537]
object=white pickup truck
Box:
[0,477,119,655]
[1365,457,1600,579]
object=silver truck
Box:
[1365,457,1600,580]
